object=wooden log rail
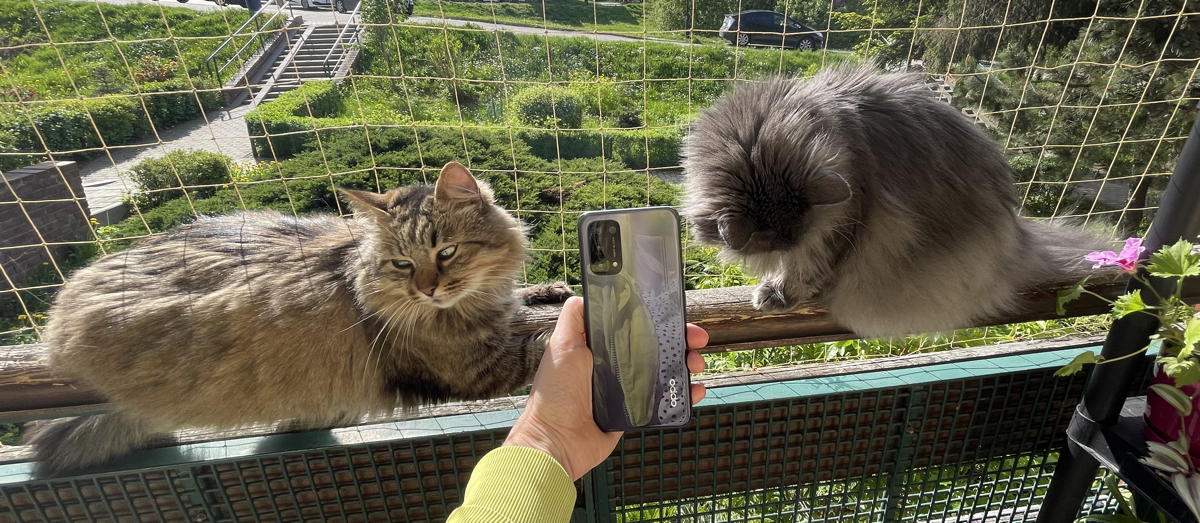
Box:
[1,275,1196,423]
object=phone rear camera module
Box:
[588,220,623,275]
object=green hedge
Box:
[0,83,220,170]
[126,150,234,211]
[519,126,683,169]
[244,81,409,159]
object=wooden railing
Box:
[3,273,1193,424]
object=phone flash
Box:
[611,261,620,268]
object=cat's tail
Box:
[1019,219,1116,282]
[26,412,163,477]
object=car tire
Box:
[736,33,749,47]
[334,0,344,11]
[795,37,816,51]
[300,0,312,7]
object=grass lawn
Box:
[412,0,684,38]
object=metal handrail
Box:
[203,1,291,83]
[322,1,363,79]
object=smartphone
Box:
[578,207,691,432]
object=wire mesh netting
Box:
[0,0,1196,519]
[1,0,1196,369]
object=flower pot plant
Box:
[1056,237,1200,518]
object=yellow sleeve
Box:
[447,445,577,523]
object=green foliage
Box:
[1054,350,1101,377]
[952,0,1199,235]
[1056,277,1087,315]
[519,126,683,169]
[1159,356,1200,388]
[684,246,756,289]
[0,241,100,346]
[509,84,585,129]
[0,86,220,170]
[0,0,247,97]
[1111,289,1147,319]
[1148,240,1200,279]
[126,150,234,211]
[0,423,18,446]
[244,81,346,158]
[413,0,656,37]
[0,0,232,169]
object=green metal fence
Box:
[0,340,1142,521]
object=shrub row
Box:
[0,83,220,170]
[243,81,405,158]
[244,81,684,168]
[126,150,234,211]
[519,126,683,169]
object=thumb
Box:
[548,296,586,353]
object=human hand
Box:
[504,296,709,481]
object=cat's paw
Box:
[521,281,574,306]
[751,283,794,313]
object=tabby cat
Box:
[29,162,569,476]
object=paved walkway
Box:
[79,105,255,218]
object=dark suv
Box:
[719,10,824,51]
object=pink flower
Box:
[1085,237,1145,272]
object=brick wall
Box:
[0,161,92,294]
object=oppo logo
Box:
[668,378,679,407]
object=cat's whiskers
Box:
[340,306,384,334]
[362,302,408,384]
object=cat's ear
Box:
[808,170,852,206]
[435,161,485,207]
[340,188,392,220]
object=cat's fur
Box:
[28,162,570,476]
[680,65,1109,337]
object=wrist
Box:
[503,417,573,479]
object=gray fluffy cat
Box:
[680,66,1108,337]
[28,162,570,476]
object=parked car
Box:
[719,10,824,51]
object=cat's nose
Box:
[414,268,438,297]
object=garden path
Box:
[78,105,255,221]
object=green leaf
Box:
[1181,317,1200,360]
[1147,239,1200,278]
[1056,277,1088,316]
[1148,383,1193,416]
[1111,290,1147,319]
[1103,473,1135,516]
[1161,356,1200,387]
[1056,350,1101,377]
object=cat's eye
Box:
[437,245,458,260]
[392,260,413,270]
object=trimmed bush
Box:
[519,126,684,169]
[0,97,146,158]
[140,81,222,129]
[0,85,220,170]
[509,85,585,129]
[126,150,233,211]
[244,81,408,159]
